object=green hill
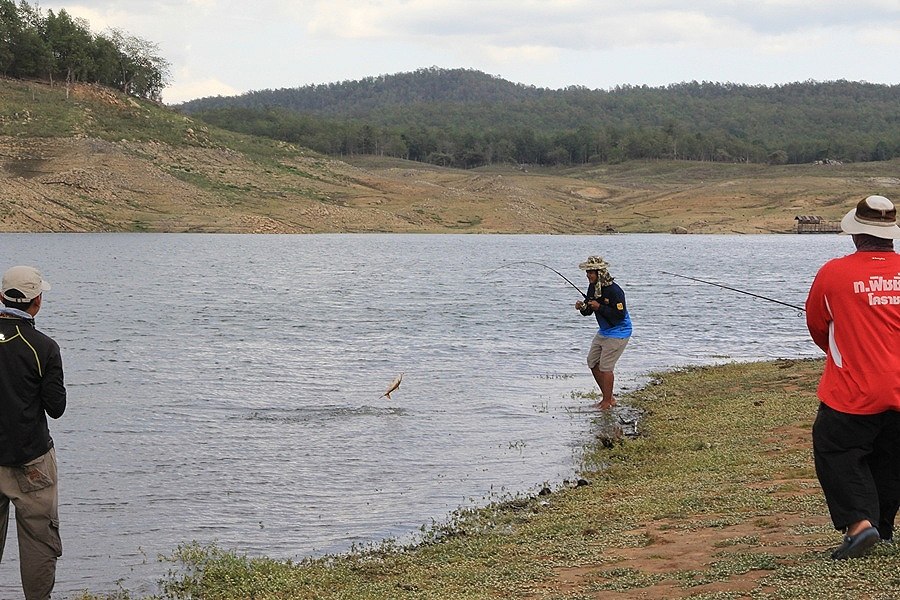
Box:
[177,68,900,168]
[2,77,900,234]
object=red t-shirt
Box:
[805,251,900,414]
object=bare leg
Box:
[590,365,616,409]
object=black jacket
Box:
[0,316,66,466]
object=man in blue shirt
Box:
[575,256,632,409]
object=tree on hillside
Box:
[13,1,53,76]
[89,33,122,85]
[0,0,22,73]
[44,9,93,94]
[104,28,170,101]
[0,0,52,77]
[0,0,171,100]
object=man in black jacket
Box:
[0,266,66,600]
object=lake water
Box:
[0,233,849,598]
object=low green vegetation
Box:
[0,77,329,173]
[74,359,900,599]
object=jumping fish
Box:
[381,373,403,400]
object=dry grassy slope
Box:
[2,80,899,233]
[572,160,900,234]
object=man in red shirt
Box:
[806,194,900,559]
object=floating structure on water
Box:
[794,215,840,234]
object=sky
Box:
[39,0,900,105]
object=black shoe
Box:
[831,526,880,560]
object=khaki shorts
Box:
[587,333,629,371]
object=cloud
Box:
[42,0,900,46]
[48,4,128,32]
[481,44,562,65]
[282,0,900,92]
[164,75,240,105]
[861,24,900,47]
[305,2,390,38]
[294,0,899,47]
[28,0,900,101]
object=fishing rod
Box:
[488,261,587,298]
[661,271,806,312]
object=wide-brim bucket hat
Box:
[578,256,609,271]
[840,195,900,239]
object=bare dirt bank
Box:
[2,81,899,234]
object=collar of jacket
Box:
[0,306,34,320]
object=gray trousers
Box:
[0,448,61,600]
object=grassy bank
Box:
[77,359,900,599]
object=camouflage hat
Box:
[578,256,609,271]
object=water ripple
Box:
[0,232,845,597]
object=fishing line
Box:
[488,261,586,298]
[661,271,806,312]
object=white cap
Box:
[1,266,51,303]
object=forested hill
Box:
[179,67,550,115]
[176,68,900,168]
